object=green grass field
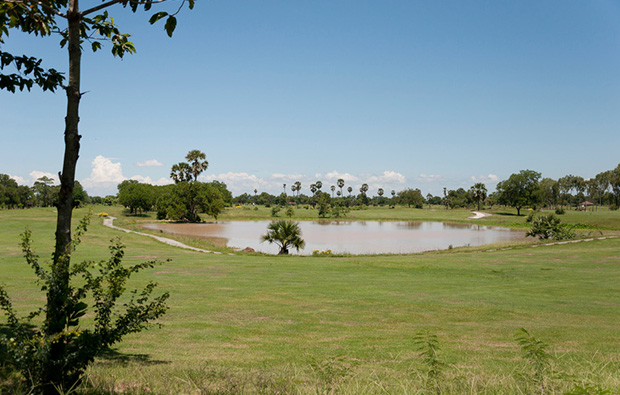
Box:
[1,206,620,394]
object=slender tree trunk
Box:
[45,1,81,391]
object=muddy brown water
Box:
[142,220,524,255]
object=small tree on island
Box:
[261,220,306,255]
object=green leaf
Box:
[91,41,102,52]
[164,15,177,37]
[189,0,195,10]
[149,11,168,25]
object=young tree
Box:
[261,220,306,255]
[1,1,191,390]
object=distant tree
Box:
[315,181,323,192]
[496,170,542,216]
[317,192,331,218]
[166,151,225,221]
[397,188,424,208]
[538,178,559,208]
[470,183,487,211]
[330,185,336,198]
[261,220,306,255]
[426,193,433,208]
[360,183,369,196]
[378,188,384,197]
[610,163,620,206]
[254,188,258,196]
[71,180,90,207]
[347,186,353,197]
[283,183,287,195]
[32,176,55,207]
[310,183,317,195]
[336,190,342,197]
[117,180,154,215]
[294,181,302,198]
[337,178,345,196]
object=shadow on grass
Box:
[96,348,169,366]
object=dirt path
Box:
[102,217,229,254]
[468,211,491,219]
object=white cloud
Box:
[136,159,163,167]
[10,174,28,185]
[324,171,359,183]
[470,174,499,183]
[365,171,406,184]
[29,171,60,184]
[271,173,306,181]
[130,175,172,186]
[416,174,444,183]
[83,156,125,186]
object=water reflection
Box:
[142,220,523,255]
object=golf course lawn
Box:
[1,206,619,393]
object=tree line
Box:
[3,162,619,217]
[0,174,90,209]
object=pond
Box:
[142,220,524,255]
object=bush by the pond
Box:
[526,214,575,240]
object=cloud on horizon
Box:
[470,174,499,184]
[136,159,164,167]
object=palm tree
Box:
[330,185,336,198]
[294,181,302,197]
[185,150,208,181]
[360,183,369,196]
[471,182,488,211]
[261,220,306,255]
[283,184,287,195]
[378,188,384,197]
[337,178,345,196]
[316,180,323,192]
[347,186,353,197]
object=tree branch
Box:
[81,0,168,17]
[3,0,66,18]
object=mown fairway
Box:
[1,206,620,394]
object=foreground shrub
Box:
[526,214,576,240]
[0,216,169,393]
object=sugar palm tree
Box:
[330,185,336,198]
[261,220,306,255]
[337,178,345,196]
[347,186,353,197]
[471,182,488,211]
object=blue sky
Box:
[2,1,620,197]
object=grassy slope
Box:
[1,206,619,393]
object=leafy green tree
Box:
[261,220,306,255]
[1,1,191,390]
[470,182,487,211]
[117,180,154,215]
[317,192,331,218]
[496,170,542,216]
[397,188,424,208]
